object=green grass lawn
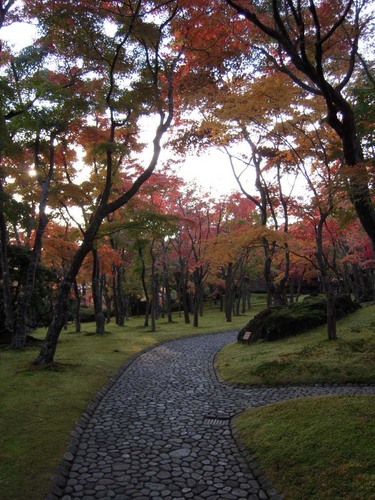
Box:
[217,303,375,499]
[235,395,375,499]
[0,306,248,500]
[216,303,375,385]
[1,302,374,500]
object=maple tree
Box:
[27,1,185,364]
[0,0,373,356]
[0,1,89,346]
[223,0,375,251]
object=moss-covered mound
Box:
[238,294,361,342]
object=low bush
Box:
[238,294,360,342]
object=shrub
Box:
[238,294,361,342]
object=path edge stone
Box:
[229,416,284,500]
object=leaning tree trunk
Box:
[33,215,104,364]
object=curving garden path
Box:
[48,331,375,500]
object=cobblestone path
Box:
[51,331,375,500]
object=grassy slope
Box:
[235,395,375,499]
[216,303,375,499]
[216,304,375,385]
[0,307,249,500]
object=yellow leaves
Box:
[215,72,301,125]
[195,118,232,146]
[206,224,289,266]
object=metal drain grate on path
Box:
[204,415,231,427]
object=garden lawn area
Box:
[235,395,375,499]
[0,306,248,500]
[217,303,375,499]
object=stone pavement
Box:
[48,331,375,500]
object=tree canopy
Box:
[0,0,373,360]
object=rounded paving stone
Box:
[49,332,375,499]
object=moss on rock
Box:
[238,294,361,342]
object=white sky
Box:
[176,150,241,197]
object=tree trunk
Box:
[92,248,105,334]
[138,243,150,328]
[193,288,199,327]
[289,275,295,304]
[73,279,81,333]
[12,131,56,348]
[182,280,190,325]
[163,259,173,323]
[225,262,234,322]
[295,268,305,303]
[33,274,75,364]
[0,184,14,339]
[102,273,112,324]
[225,0,375,253]
[325,284,337,341]
[33,214,104,364]
[150,242,157,332]
[316,214,337,341]
[113,265,125,326]
[12,213,49,347]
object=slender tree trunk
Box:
[102,273,112,324]
[322,276,337,341]
[225,262,233,322]
[182,270,190,325]
[12,132,56,348]
[193,288,199,327]
[174,272,182,318]
[150,242,157,332]
[295,268,305,303]
[138,243,150,328]
[0,182,14,339]
[264,252,273,307]
[199,288,204,316]
[247,289,251,311]
[192,269,201,327]
[12,213,49,347]
[316,216,337,341]
[113,265,125,326]
[73,279,81,333]
[163,259,173,323]
[289,275,295,304]
[241,278,248,314]
[92,248,105,334]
